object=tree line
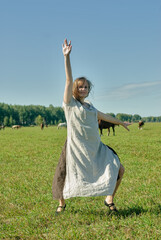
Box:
[0,102,161,127]
[0,103,65,126]
[112,113,161,123]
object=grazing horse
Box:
[138,121,144,130]
[0,125,5,130]
[41,123,44,130]
[57,122,67,129]
[98,120,118,136]
[12,125,21,129]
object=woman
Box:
[53,39,129,214]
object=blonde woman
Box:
[53,39,129,215]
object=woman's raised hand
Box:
[62,39,72,56]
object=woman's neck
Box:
[79,98,85,104]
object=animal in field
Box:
[12,125,21,129]
[98,120,118,136]
[57,122,67,129]
[0,125,5,130]
[138,121,144,130]
[41,123,44,130]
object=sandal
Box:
[55,204,66,216]
[104,201,118,213]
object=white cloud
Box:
[96,81,161,100]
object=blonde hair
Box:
[72,77,93,101]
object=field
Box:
[0,123,161,239]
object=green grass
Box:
[0,123,161,239]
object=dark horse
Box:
[98,120,118,136]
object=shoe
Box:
[55,204,66,216]
[104,201,118,213]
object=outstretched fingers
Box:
[123,124,130,131]
[64,38,68,46]
[62,38,72,56]
[64,38,70,47]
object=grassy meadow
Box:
[0,123,161,239]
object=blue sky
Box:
[0,0,161,117]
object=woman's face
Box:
[77,80,89,99]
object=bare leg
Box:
[105,195,113,205]
[112,163,125,197]
[105,164,125,210]
[56,198,66,212]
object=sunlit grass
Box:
[0,123,160,239]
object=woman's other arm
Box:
[97,110,130,131]
[62,39,73,104]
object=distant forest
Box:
[0,102,161,126]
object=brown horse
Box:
[98,120,118,136]
[41,123,44,130]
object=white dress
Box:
[63,97,120,199]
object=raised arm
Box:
[62,39,73,104]
[97,111,130,131]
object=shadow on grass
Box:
[70,204,161,219]
[116,206,147,218]
[115,203,160,218]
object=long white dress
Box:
[63,97,120,199]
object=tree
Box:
[4,116,9,126]
[107,113,116,118]
[132,114,141,122]
[35,115,43,126]
[9,116,15,126]
[116,113,125,122]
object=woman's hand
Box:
[121,122,131,131]
[62,39,72,56]
[97,111,131,132]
